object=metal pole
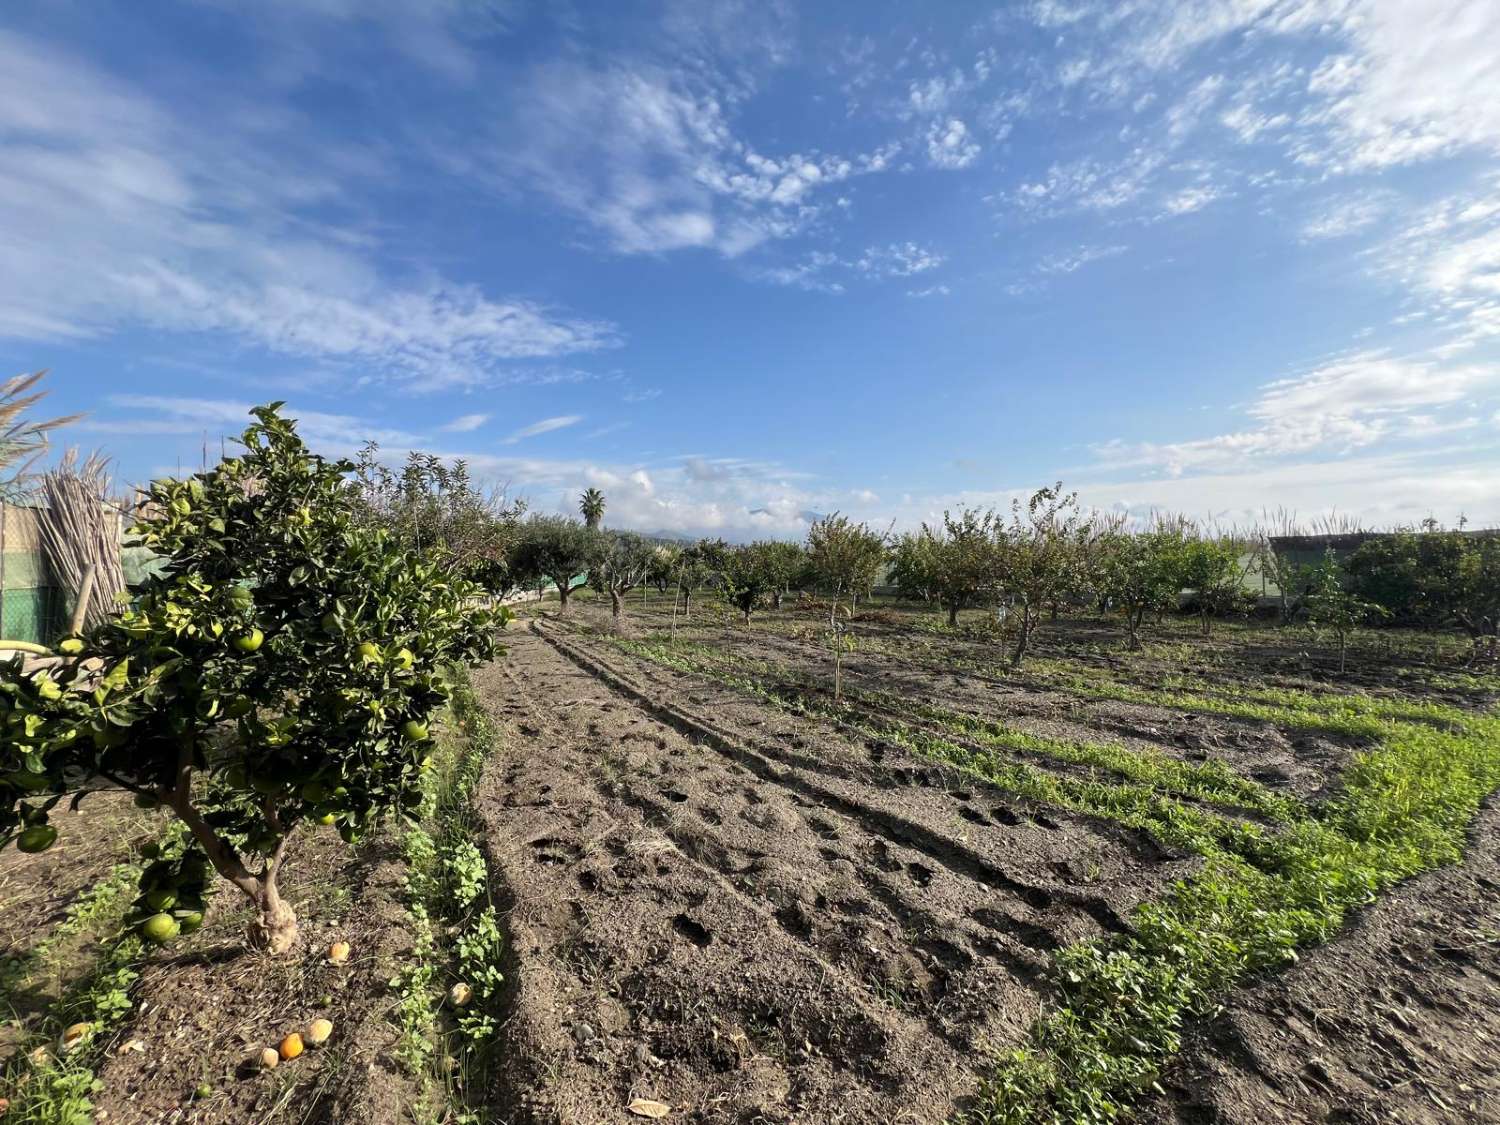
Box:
[0,499,6,638]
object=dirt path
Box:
[471,624,1192,1124]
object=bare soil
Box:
[470,622,1195,1123]
[89,827,417,1124]
[471,594,1499,1124]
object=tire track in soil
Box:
[470,626,1196,1124]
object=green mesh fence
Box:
[2,504,61,646]
[0,586,63,646]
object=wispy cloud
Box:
[926,118,980,169]
[502,414,583,444]
[1090,351,1500,477]
[96,395,423,450]
[441,412,490,432]
[857,242,945,278]
[0,30,615,390]
[479,61,901,257]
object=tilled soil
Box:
[671,623,1351,803]
[471,623,1196,1124]
[1142,798,1500,1125]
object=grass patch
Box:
[390,664,506,1124]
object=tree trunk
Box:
[772,590,784,610]
[1128,606,1143,650]
[742,605,752,625]
[556,579,571,613]
[249,871,299,953]
[169,785,300,954]
[947,603,959,627]
[610,589,625,634]
[1012,605,1032,667]
[1338,632,1347,674]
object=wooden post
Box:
[69,562,97,635]
[670,575,681,645]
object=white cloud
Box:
[1303,1,1500,170]
[485,62,900,256]
[857,242,945,278]
[755,251,846,293]
[1011,148,1167,214]
[1073,447,1500,528]
[1220,103,1291,143]
[1300,191,1392,239]
[441,412,490,432]
[502,415,583,444]
[1376,181,1500,350]
[907,284,952,298]
[758,243,946,291]
[1161,184,1223,215]
[1027,1,1500,175]
[927,118,981,170]
[1037,244,1127,275]
[1091,351,1500,476]
[0,30,614,389]
[99,395,422,450]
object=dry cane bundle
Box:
[38,449,128,632]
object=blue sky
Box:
[3,0,1499,537]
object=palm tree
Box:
[2,370,82,500]
[579,487,606,530]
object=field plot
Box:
[472,592,1500,1123]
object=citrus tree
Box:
[888,530,940,607]
[757,540,806,610]
[677,538,727,620]
[0,405,497,953]
[1346,528,1500,660]
[647,543,683,595]
[1178,532,1251,636]
[719,543,779,625]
